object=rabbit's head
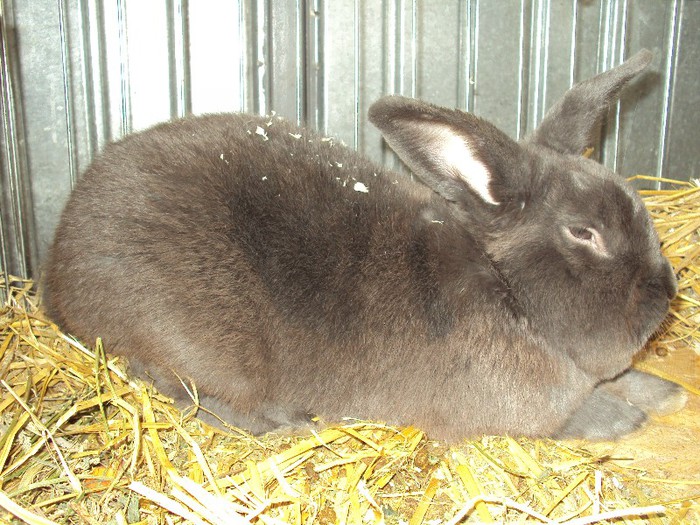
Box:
[369,50,675,380]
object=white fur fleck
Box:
[421,208,444,225]
[435,127,498,205]
[353,181,369,193]
[255,126,268,140]
[289,133,302,139]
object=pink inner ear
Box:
[430,125,499,205]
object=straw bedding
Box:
[0,180,698,524]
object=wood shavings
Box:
[354,181,369,193]
[255,126,268,140]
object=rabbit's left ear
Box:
[369,96,525,206]
[529,49,652,156]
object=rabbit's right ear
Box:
[369,96,525,207]
[529,49,653,155]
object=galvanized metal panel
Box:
[666,0,700,181]
[1,4,32,288]
[1,0,699,300]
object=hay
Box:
[1,181,698,524]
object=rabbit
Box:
[43,48,686,441]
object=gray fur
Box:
[43,50,683,440]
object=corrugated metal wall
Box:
[1,0,698,301]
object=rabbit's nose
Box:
[643,260,677,302]
[660,260,678,300]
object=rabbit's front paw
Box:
[555,388,646,440]
[602,369,688,416]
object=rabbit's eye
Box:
[565,225,610,257]
[569,227,593,241]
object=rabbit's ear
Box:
[529,49,652,155]
[369,97,524,206]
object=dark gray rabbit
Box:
[44,49,686,441]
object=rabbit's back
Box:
[45,114,497,400]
